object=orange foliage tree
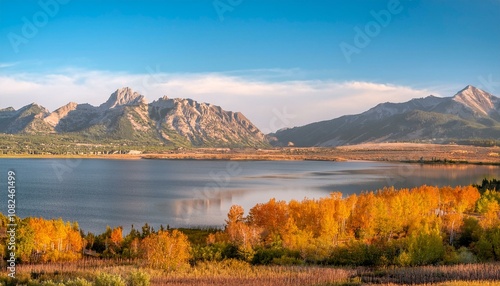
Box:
[224,184,485,263]
[28,217,83,262]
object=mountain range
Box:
[270,85,500,146]
[0,87,267,147]
[1,85,499,148]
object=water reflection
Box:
[167,163,499,227]
[0,159,497,233]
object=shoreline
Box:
[1,143,499,166]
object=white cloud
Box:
[0,62,19,68]
[0,69,437,132]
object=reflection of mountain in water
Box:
[2,159,498,233]
[170,189,248,225]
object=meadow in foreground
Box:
[3,261,500,285]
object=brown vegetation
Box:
[3,143,500,165]
[141,143,500,164]
[11,260,500,285]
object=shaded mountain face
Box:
[0,104,52,134]
[0,87,268,148]
[270,85,500,147]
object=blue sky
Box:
[1,0,499,130]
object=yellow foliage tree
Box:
[248,198,288,244]
[28,217,82,262]
[140,230,191,270]
[110,226,124,253]
[229,206,259,242]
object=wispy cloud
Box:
[0,62,19,68]
[0,69,437,131]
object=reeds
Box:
[361,263,500,285]
[12,260,500,286]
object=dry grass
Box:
[16,259,355,286]
[361,263,500,285]
[3,143,500,164]
[151,266,355,286]
[378,281,500,286]
[13,260,500,286]
[139,143,500,165]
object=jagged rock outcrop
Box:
[0,87,268,147]
[150,97,265,146]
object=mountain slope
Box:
[149,97,265,146]
[0,88,268,148]
[0,104,52,134]
[271,85,500,147]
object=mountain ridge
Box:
[2,85,499,149]
[0,87,268,148]
[270,85,500,147]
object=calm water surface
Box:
[0,159,498,233]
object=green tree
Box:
[406,231,445,265]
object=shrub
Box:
[406,232,445,265]
[94,273,126,286]
[457,246,477,264]
[457,217,482,247]
[271,255,304,265]
[65,278,93,286]
[127,270,150,286]
[475,235,495,261]
[474,227,500,262]
[40,281,65,286]
[396,251,412,267]
[0,272,31,286]
[252,247,286,265]
[328,242,382,266]
[443,246,460,265]
[190,242,240,263]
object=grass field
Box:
[4,260,499,286]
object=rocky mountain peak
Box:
[44,102,79,127]
[0,107,16,113]
[150,96,175,109]
[452,85,496,116]
[0,88,268,147]
[100,87,147,110]
[271,85,500,147]
[17,103,50,115]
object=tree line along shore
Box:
[2,142,500,166]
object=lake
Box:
[0,159,498,233]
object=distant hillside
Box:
[270,85,500,147]
[0,87,268,148]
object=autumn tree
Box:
[350,192,377,240]
[14,217,36,262]
[476,190,500,229]
[226,205,260,247]
[140,230,191,270]
[248,199,288,244]
[109,226,124,255]
[25,217,82,262]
